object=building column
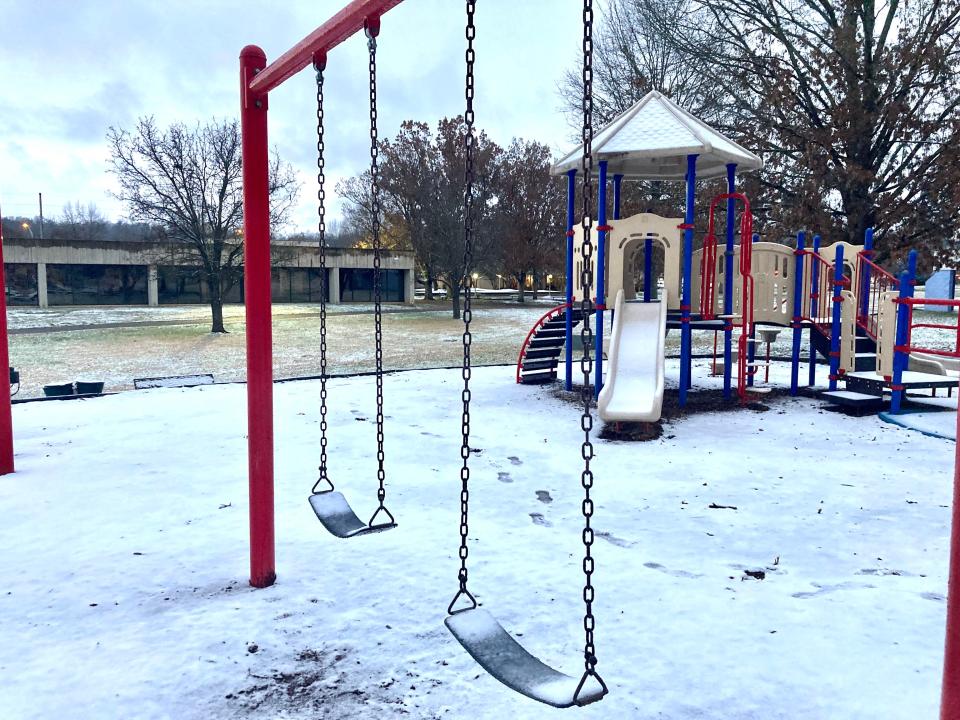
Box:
[147,264,159,306]
[405,268,415,304]
[37,262,48,308]
[328,267,340,305]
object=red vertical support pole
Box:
[0,214,13,475]
[942,395,960,719]
[240,46,275,589]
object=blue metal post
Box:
[643,239,653,301]
[594,160,609,397]
[564,169,576,391]
[891,250,918,413]
[723,164,736,399]
[679,154,698,405]
[808,234,821,387]
[613,174,623,220]
[790,231,806,395]
[828,245,845,391]
[859,227,874,323]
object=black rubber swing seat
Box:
[308,492,396,538]
[445,608,607,708]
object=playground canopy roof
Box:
[551,90,763,181]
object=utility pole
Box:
[38,192,44,240]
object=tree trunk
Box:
[532,269,540,300]
[208,272,227,333]
[426,266,435,300]
[516,272,526,303]
[451,283,461,320]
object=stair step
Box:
[521,359,560,372]
[528,337,566,349]
[520,372,557,385]
[523,347,563,360]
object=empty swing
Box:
[444,0,608,708]
[308,21,396,539]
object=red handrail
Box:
[736,206,754,402]
[699,192,753,321]
[516,303,572,383]
[896,297,960,358]
[856,252,900,341]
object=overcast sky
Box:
[0,0,587,233]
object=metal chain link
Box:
[447,0,478,616]
[312,57,334,496]
[365,20,394,528]
[573,0,608,706]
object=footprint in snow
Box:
[529,513,552,527]
[856,568,911,577]
[791,581,874,599]
[536,490,553,504]
[597,531,634,548]
[921,592,945,602]
[508,456,522,466]
[643,562,702,578]
[497,472,513,484]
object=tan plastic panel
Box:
[573,212,683,311]
[875,290,898,376]
[840,289,857,373]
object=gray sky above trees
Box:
[0,0,583,233]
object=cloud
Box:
[0,0,585,230]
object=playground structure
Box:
[514,90,960,425]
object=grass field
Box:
[8,300,956,399]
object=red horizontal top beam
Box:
[249,0,406,95]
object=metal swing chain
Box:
[312,57,333,495]
[365,20,394,528]
[448,0,478,616]
[573,0,608,705]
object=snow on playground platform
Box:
[0,364,954,719]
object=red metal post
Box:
[0,215,14,475]
[240,45,275,588]
[942,396,960,719]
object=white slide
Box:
[597,289,667,422]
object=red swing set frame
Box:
[239,0,404,589]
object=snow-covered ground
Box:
[1,360,954,719]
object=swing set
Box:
[239,0,606,708]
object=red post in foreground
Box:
[0,216,13,475]
[942,395,960,718]
[240,46,275,588]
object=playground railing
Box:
[698,192,753,321]
[856,252,899,341]
[895,297,960,359]
[798,250,838,336]
[735,216,755,402]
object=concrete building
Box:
[2,237,416,307]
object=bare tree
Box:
[107,117,299,332]
[60,202,108,243]
[559,0,730,130]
